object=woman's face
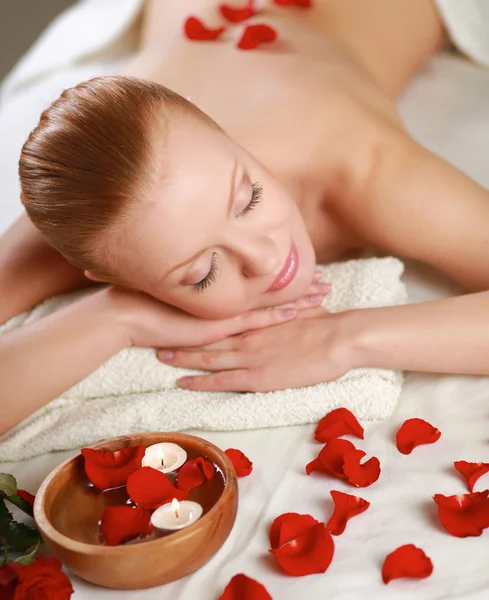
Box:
[107,117,316,319]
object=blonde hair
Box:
[19,75,216,277]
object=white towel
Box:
[0,257,406,461]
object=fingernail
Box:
[160,351,174,360]
[306,294,322,303]
[179,377,192,388]
[280,308,296,319]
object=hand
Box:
[157,308,356,392]
[108,270,331,350]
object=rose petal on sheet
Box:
[225,449,253,477]
[314,408,364,443]
[81,445,145,490]
[184,16,226,41]
[306,438,356,477]
[237,24,278,50]
[382,544,433,584]
[342,449,381,488]
[395,418,441,455]
[218,573,272,599]
[269,515,334,576]
[100,506,153,546]
[454,460,489,492]
[177,457,216,491]
[433,490,489,537]
[220,2,257,23]
[127,467,187,510]
[326,490,370,535]
[270,513,319,548]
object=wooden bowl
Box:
[33,432,238,590]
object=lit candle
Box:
[142,443,187,474]
[150,498,203,531]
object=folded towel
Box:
[0,257,406,461]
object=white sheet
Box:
[1,3,489,598]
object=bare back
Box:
[120,0,445,262]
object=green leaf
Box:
[0,497,13,530]
[2,521,40,553]
[0,474,17,497]
[5,494,33,518]
[14,539,40,565]
[0,544,8,567]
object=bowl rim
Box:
[33,432,237,555]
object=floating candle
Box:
[142,443,187,474]
[151,499,203,531]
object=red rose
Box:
[0,562,23,600]
[13,556,73,600]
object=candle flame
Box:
[172,498,180,519]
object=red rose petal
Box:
[127,467,187,510]
[433,490,489,537]
[274,0,312,6]
[396,418,441,455]
[454,460,489,492]
[270,513,319,548]
[184,16,226,41]
[225,449,253,477]
[176,457,216,491]
[220,2,256,23]
[382,544,433,584]
[314,408,364,443]
[237,24,277,51]
[81,445,145,490]
[16,489,35,505]
[342,449,381,488]
[269,515,334,576]
[326,490,370,535]
[100,506,153,546]
[306,438,356,478]
[218,573,272,600]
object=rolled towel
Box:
[0,257,406,461]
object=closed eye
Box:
[239,181,262,217]
[194,181,263,293]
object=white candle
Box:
[142,443,187,474]
[151,499,203,531]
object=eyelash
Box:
[194,181,263,293]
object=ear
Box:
[84,270,106,283]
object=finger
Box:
[158,349,244,371]
[305,282,331,295]
[272,293,325,310]
[218,307,297,340]
[313,270,323,282]
[164,338,239,353]
[295,306,328,319]
[178,369,254,392]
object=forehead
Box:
[118,119,236,284]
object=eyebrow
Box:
[161,158,239,281]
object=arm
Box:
[0,213,91,324]
[349,292,489,374]
[0,289,128,436]
[0,285,299,436]
[343,132,489,291]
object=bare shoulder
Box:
[337,124,489,291]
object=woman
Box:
[1,0,489,436]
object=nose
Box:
[241,237,280,278]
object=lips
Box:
[268,243,299,291]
